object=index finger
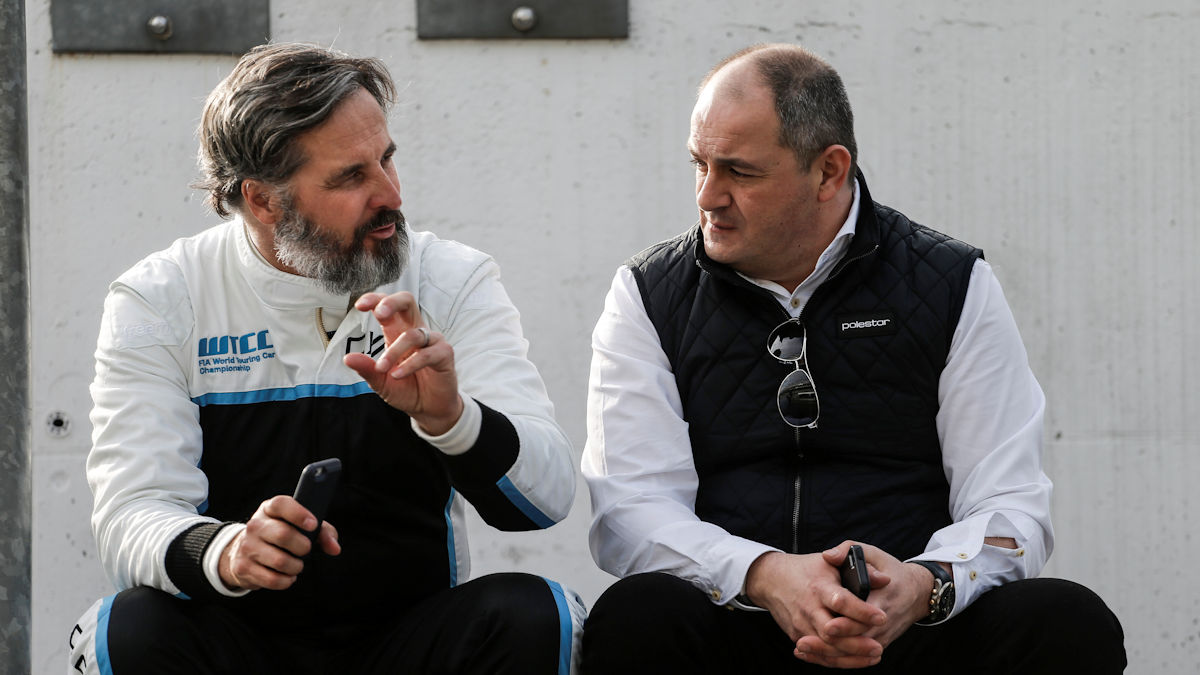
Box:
[370,291,418,323]
[367,292,422,347]
[826,586,886,630]
[354,291,420,325]
[353,291,388,312]
[262,495,319,534]
[795,634,883,669]
[821,540,857,566]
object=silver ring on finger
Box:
[417,326,430,348]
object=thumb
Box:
[319,521,341,557]
[344,353,383,388]
[823,542,850,566]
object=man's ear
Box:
[241,179,282,225]
[814,145,852,202]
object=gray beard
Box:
[273,203,408,296]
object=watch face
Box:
[935,584,955,620]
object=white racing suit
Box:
[69,221,583,674]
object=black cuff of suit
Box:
[165,521,235,600]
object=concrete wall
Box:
[24,1,1198,672]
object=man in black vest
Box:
[580,43,1125,673]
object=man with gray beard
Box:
[272,188,407,297]
[68,43,583,675]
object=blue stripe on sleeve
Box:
[495,476,556,529]
[96,594,116,675]
[445,489,458,587]
[191,382,374,407]
[543,578,573,675]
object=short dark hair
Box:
[196,42,397,218]
[701,44,857,177]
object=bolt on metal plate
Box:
[51,0,269,54]
[418,0,628,39]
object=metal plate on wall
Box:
[417,0,627,40]
[51,0,269,54]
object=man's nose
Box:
[695,172,729,212]
[371,171,402,211]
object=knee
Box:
[463,573,582,673]
[582,574,722,674]
[80,587,201,675]
[1022,579,1124,638]
[1045,579,1126,648]
[585,573,708,645]
[105,587,189,654]
[990,578,1127,671]
[471,573,566,637]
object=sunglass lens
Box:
[777,367,818,427]
[767,320,806,361]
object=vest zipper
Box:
[827,243,880,281]
[782,300,805,555]
[791,426,803,553]
[787,242,878,554]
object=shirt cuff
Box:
[411,391,482,456]
[728,595,770,612]
[721,543,781,611]
[909,511,1042,621]
[202,522,252,598]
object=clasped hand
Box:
[745,542,933,669]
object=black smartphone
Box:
[839,544,870,601]
[291,458,341,546]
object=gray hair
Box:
[701,44,858,177]
[196,42,397,218]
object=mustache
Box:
[357,209,405,239]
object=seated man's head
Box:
[689,44,857,290]
[197,42,406,295]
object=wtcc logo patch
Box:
[197,329,276,374]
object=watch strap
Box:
[910,560,954,624]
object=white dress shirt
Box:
[582,185,1054,621]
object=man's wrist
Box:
[412,394,466,437]
[412,393,477,453]
[742,550,785,608]
[908,560,955,624]
[204,523,251,597]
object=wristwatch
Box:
[910,560,955,624]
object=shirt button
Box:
[957,552,968,559]
[790,298,800,308]
[1016,549,1025,557]
[970,570,978,580]
[711,589,721,601]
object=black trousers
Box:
[581,572,1126,674]
[100,572,571,674]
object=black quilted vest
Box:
[628,175,982,561]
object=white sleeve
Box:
[913,258,1054,620]
[423,253,576,527]
[87,281,217,595]
[582,267,776,605]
